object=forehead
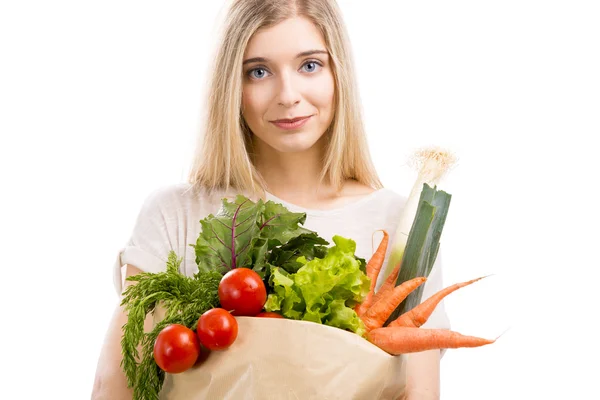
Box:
[244,16,328,59]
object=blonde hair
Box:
[188,0,383,199]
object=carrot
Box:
[355,230,389,317]
[389,275,489,328]
[361,277,427,332]
[368,327,495,355]
[370,261,401,306]
[365,230,389,283]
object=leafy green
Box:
[192,195,262,273]
[190,195,369,281]
[120,251,221,400]
[267,232,329,273]
[191,195,313,276]
[263,267,305,319]
[259,200,314,246]
[264,235,370,337]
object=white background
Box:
[1,1,599,399]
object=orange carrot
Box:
[389,275,489,328]
[368,327,495,355]
[361,277,427,332]
[365,230,389,284]
[370,261,401,306]
[355,230,389,317]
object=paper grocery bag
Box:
[153,310,406,400]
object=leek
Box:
[385,184,452,324]
[381,147,457,281]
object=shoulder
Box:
[138,182,227,215]
[367,187,408,223]
[141,182,192,208]
[377,187,408,208]
[339,180,407,213]
[342,180,406,202]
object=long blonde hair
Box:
[188,0,382,199]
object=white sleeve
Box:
[113,187,176,295]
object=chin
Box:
[269,131,324,153]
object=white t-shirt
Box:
[113,183,450,330]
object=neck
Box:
[253,138,334,202]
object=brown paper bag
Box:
[154,307,406,400]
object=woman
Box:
[92,1,450,398]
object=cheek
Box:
[313,72,335,112]
[242,87,266,124]
[241,89,254,119]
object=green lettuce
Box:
[264,235,370,337]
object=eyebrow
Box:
[242,50,329,65]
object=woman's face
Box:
[241,17,335,154]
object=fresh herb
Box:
[120,251,221,400]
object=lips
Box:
[272,115,311,123]
[270,115,312,130]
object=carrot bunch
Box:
[356,230,496,355]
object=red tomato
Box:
[218,268,267,316]
[197,308,238,351]
[153,324,200,374]
[255,312,284,319]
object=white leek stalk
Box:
[381,146,457,281]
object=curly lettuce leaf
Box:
[263,267,305,319]
[264,235,370,336]
[326,299,366,337]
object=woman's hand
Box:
[91,264,150,400]
[402,350,441,400]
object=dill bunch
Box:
[120,251,221,400]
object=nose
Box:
[276,71,301,107]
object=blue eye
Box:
[249,68,269,80]
[302,61,322,73]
